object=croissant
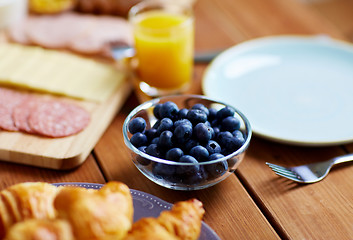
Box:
[1,182,205,240]
[0,182,59,239]
[124,199,205,240]
[3,219,74,240]
[54,181,133,240]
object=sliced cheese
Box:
[0,43,126,102]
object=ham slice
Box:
[7,12,133,57]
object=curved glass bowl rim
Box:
[123,94,252,166]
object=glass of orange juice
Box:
[128,0,194,98]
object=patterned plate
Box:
[53,183,220,240]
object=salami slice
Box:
[12,97,40,133]
[0,106,19,131]
[0,87,28,131]
[28,101,90,138]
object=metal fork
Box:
[266,153,353,183]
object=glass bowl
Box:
[123,94,252,190]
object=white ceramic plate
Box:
[53,183,220,240]
[203,35,353,146]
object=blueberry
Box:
[208,108,217,121]
[217,131,233,147]
[136,146,150,165]
[130,132,147,147]
[153,103,162,119]
[232,129,244,138]
[145,128,157,141]
[209,153,225,160]
[174,119,192,128]
[205,140,221,155]
[183,139,199,153]
[204,121,212,127]
[173,123,193,144]
[145,143,161,158]
[191,103,209,116]
[181,167,208,184]
[152,120,161,129]
[159,101,179,119]
[221,116,240,132]
[156,118,173,134]
[128,117,146,134]
[194,123,213,143]
[152,162,176,178]
[216,106,235,120]
[138,145,147,152]
[189,145,209,162]
[166,148,184,161]
[223,136,245,155]
[205,155,228,178]
[151,137,159,144]
[178,108,189,119]
[212,126,221,138]
[186,109,207,125]
[158,130,174,149]
[176,155,200,175]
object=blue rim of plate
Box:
[53,183,220,240]
[202,35,353,146]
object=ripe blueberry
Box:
[130,132,147,147]
[166,148,184,161]
[128,117,146,134]
[190,145,209,162]
[159,101,179,119]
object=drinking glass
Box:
[128,0,194,98]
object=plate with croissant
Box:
[0,181,220,240]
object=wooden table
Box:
[1,0,353,239]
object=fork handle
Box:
[333,153,353,165]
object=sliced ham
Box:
[7,12,133,57]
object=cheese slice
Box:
[0,43,126,102]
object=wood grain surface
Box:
[1,0,353,239]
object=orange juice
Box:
[131,10,194,90]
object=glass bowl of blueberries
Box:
[123,94,252,190]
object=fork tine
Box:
[266,163,295,175]
[271,171,303,182]
[266,162,287,170]
[271,169,297,178]
[266,162,301,181]
[268,165,295,175]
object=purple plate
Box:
[53,183,220,240]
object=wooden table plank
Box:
[306,0,353,41]
[238,138,353,239]
[0,154,106,190]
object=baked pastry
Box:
[3,219,74,240]
[54,181,133,240]
[125,199,205,240]
[1,181,204,240]
[0,182,59,239]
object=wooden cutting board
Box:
[0,31,133,169]
[0,80,132,169]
